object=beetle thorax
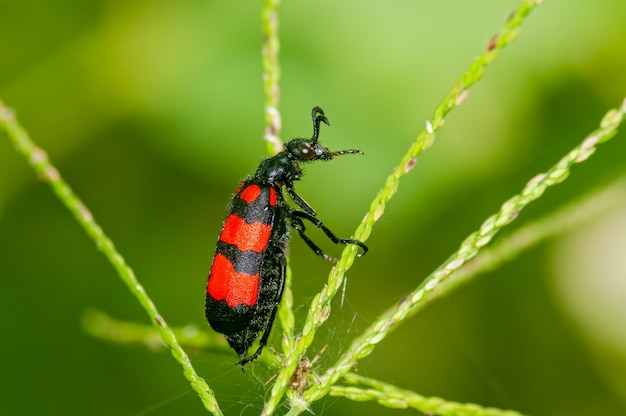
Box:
[254,153,302,186]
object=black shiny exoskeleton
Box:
[205,107,367,366]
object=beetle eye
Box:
[298,142,315,160]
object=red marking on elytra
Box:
[240,184,262,203]
[220,214,271,252]
[269,187,277,206]
[208,254,259,307]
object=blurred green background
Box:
[2,0,626,415]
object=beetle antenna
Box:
[311,106,330,143]
[331,148,364,157]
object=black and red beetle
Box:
[205,107,367,366]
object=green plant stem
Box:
[268,1,544,414]
[82,309,228,351]
[277,259,296,355]
[437,175,626,299]
[330,373,526,416]
[352,0,541,248]
[262,0,282,156]
[297,98,626,412]
[81,309,279,367]
[0,100,223,416]
[261,0,298,368]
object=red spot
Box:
[220,214,271,252]
[240,184,262,203]
[269,187,277,206]
[208,254,259,307]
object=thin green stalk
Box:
[277,259,296,355]
[262,0,282,156]
[299,98,626,410]
[352,0,542,248]
[261,0,298,364]
[82,309,228,351]
[0,101,223,416]
[436,175,626,299]
[330,373,525,416]
[268,1,543,414]
[82,309,279,367]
